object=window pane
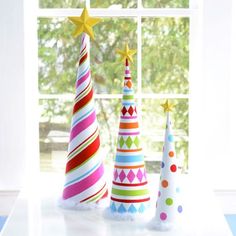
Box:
[39,0,85,8]
[142,18,189,94]
[39,98,120,172]
[38,17,137,95]
[142,0,189,8]
[39,99,71,172]
[91,0,137,8]
[142,99,189,173]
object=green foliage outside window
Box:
[39,0,188,8]
[38,16,189,173]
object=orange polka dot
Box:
[162,180,168,188]
[169,151,174,157]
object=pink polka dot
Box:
[160,212,167,221]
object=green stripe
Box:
[123,95,134,100]
[112,188,148,196]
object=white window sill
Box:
[1,173,233,236]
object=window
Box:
[38,0,191,174]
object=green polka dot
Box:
[165,198,173,206]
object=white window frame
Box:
[25,0,201,177]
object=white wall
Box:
[0,0,25,190]
[202,0,235,189]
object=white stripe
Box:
[68,121,98,152]
[116,150,143,156]
[71,99,94,125]
[119,118,138,123]
[118,128,140,133]
[114,161,144,166]
[111,193,150,200]
[111,184,148,191]
[77,61,88,78]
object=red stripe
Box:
[80,183,107,203]
[124,77,131,80]
[111,197,150,203]
[68,127,98,157]
[112,181,148,187]
[66,135,100,173]
[79,52,88,65]
[73,88,93,114]
[81,46,86,55]
[100,189,108,200]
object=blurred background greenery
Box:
[39,0,188,8]
[38,1,189,174]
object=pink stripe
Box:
[120,116,137,119]
[76,70,90,87]
[63,163,104,200]
[125,70,130,74]
[119,132,140,135]
[70,110,96,141]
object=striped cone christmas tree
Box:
[60,9,108,208]
[109,44,150,218]
[153,100,183,230]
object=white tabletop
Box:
[1,173,233,236]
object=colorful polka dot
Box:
[168,134,174,142]
[178,205,183,213]
[170,164,177,172]
[158,191,161,197]
[168,151,174,157]
[161,161,165,168]
[160,212,167,221]
[165,198,173,206]
[161,180,168,188]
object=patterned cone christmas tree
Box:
[153,100,183,230]
[60,9,108,208]
[109,44,150,217]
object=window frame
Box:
[36,0,200,173]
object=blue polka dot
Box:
[161,162,165,168]
[168,135,174,142]
[176,187,180,193]
[178,205,183,213]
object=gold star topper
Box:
[116,44,137,63]
[68,8,101,40]
[161,100,174,112]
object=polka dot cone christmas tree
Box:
[152,100,183,230]
[108,44,150,219]
[59,8,108,209]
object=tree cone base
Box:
[58,195,109,210]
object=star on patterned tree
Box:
[161,100,175,113]
[68,8,101,40]
[116,43,137,63]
